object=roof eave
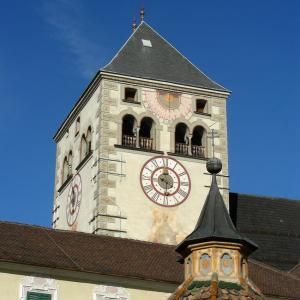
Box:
[100,70,231,95]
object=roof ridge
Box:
[42,228,84,272]
[230,192,300,203]
[101,21,144,71]
[141,22,229,92]
[249,259,300,281]
[0,220,176,248]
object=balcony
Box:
[191,145,206,158]
[122,135,137,148]
[174,143,206,159]
[139,137,153,150]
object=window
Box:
[86,126,92,153]
[139,117,154,150]
[175,123,189,155]
[80,134,88,161]
[191,126,206,157]
[62,156,69,183]
[122,114,137,147]
[75,117,80,136]
[68,151,73,175]
[124,88,137,102]
[27,291,51,300]
[195,99,207,114]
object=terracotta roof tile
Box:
[0,221,299,298]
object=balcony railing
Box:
[122,135,137,148]
[191,145,206,158]
[175,143,189,156]
[139,137,153,150]
[175,143,206,158]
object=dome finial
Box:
[206,157,222,174]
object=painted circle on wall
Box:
[66,174,82,227]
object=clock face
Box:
[143,89,193,121]
[66,174,82,227]
[140,156,191,207]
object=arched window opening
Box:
[75,117,80,136]
[122,114,137,147]
[62,156,69,183]
[191,126,206,157]
[86,126,92,153]
[175,123,189,155]
[80,134,88,161]
[139,117,154,150]
[68,151,73,176]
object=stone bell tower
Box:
[52,18,230,245]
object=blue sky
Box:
[0,0,299,227]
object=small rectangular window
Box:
[124,88,137,102]
[195,99,207,113]
[142,39,152,47]
[75,117,80,136]
[27,291,51,300]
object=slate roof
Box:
[176,175,257,256]
[102,22,228,92]
[0,221,299,298]
[229,193,300,271]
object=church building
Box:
[0,13,299,300]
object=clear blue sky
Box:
[0,0,299,227]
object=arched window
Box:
[122,114,137,147]
[68,151,73,176]
[175,123,189,155]
[191,126,206,157]
[86,126,92,153]
[75,117,80,136]
[139,117,154,150]
[62,156,69,183]
[80,134,87,161]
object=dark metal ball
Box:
[206,158,222,174]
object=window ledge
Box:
[122,99,141,105]
[57,175,73,193]
[194,111,211,117]
[115,144,164,154]
[167,152,208,161]
[76,151,93,171]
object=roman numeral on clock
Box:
[178,171,186,177]
[178,189,188,198]
[144,185,153,193]
[152,192,160,202]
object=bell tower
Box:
[52,19,230,245]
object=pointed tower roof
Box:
[176,158,257,256]
[102,22,228,92]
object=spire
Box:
[140,6,145,22]
[176,158,257,257]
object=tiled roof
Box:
[230,193,300,271]
[289,262,300,278]
[0,221,299,298]
[102,22,228,92]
